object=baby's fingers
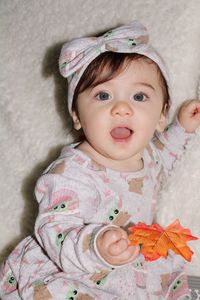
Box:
[109,243,140,263]
[181,99,200,115]
[178,99,200,132]
[101,228,127,248]
[108,238,128,256]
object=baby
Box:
[1,21,200,299]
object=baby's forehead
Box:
[91,58,161,86]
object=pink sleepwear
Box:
[0,120,193,299]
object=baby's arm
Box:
[152,100,200,173]
[34,163,105,274]
[34,158,139,276]
[95,226,140,266]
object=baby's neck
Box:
[76,142,144,173]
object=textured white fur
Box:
[0,0,200,276]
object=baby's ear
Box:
[156,112,167,132]
[72,111,82,130]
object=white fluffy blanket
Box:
[1,0,200,276]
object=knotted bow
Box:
[59,21,148,79]
[59,21,170,115]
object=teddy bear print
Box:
[50,161,65,174]
[76,294,95,300]
[146,144,154,159]
[82,234,92,252]
[135,35,148,45]
[128,178,144,194]
[90,160,106,171]
[152,137,164,151]
[33,284,52,300]
[112,211,131,227]
[90,270,109,286]
[156,165,164,183]
[105,44,118,52]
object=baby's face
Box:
[72,59,166,171]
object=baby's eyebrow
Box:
[136,82,155,91]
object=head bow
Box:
[59,21,170,115]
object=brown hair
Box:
[72,52,170,114]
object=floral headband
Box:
[59,21,171,115]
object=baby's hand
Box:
[178,99,200,133]
[96,226,140,266]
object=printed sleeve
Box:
[152,118,195,172]
[34,161,112,275]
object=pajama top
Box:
[0,119,193,300]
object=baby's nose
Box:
[111,101,133,117]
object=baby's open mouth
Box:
[110,127,133,140]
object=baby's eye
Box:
[133,93,148,102]
[95,91,111,101]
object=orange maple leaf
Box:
[128,219,198,261]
